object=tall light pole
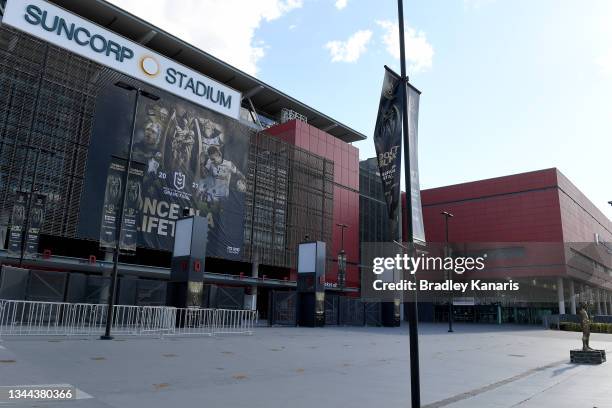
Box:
[17,145,54,267]
[101,82,159,340]
[441,211,454,333]
[336,223,348,289]
[396,0,421,406]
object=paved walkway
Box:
[0,324,610,407]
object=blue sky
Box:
[112,0,612,218]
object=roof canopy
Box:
[50,0,367,143]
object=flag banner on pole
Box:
[406,83,426,243]
[100,157,126,250]
[373,67,403,222]
[24,194,46,256]
[119,162,145,253]
[7,192,27,257]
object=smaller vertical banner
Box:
[406,83,425,243]
[119,163,144,253]
[24,194,46,256]
[7,192,27,256]
[373,67,403,224]
[100,157,126,250]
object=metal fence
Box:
[0,300,256,338]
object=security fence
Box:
[0,300,256,338]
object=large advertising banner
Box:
[79,86,252,260]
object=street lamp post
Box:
[17,145,55,267]
[441,211,454,333]
[101,82,159,340]
[336,223,348,289]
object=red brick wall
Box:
[420,168,564,243]
[266,120,360,286]
[556,170,612,242]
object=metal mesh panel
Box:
[0,26,119,238]
[0,26,334,270]
[244,132,333,268]
[26,270,67,302]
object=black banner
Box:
[119,162,145,253]
[81,86,252,260]
[406,83,425,243]
[373,67,403,223]
[7,192,27,256]
[100,157,125,250]
[24,194,46,256]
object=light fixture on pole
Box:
[101,82,159,340]
[441,211,454,333]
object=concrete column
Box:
[609,293,612,316]
[596,289,603,315]
[569,280,577,314]
[557,277,566,315]
[245,255,258,311]
[602,290,609,315]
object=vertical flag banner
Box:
[119,163,145,253]
[7,192,27,256]
[406,83,426,243]
[100,157,126,250]
[373,67,403,225]
[24,194,46,256]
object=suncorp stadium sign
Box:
[1,0,241,119]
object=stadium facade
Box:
[420,168,612,324]
[0,0,364,316]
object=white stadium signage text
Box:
[1,0,241,119]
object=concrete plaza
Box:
[0,324,611,407]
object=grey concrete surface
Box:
[0,324,611,408]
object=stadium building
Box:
[420,168,612,324]
[0,0,363,319]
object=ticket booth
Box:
[167,215,208,308]
[296,241,326,327]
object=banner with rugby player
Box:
[80,86,251,260]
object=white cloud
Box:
[335,0,348,10]
[325,30,373,63]
[596,49,612,76]
[107,0,302,76]
[463,0,495,9]
[376,20,433,73]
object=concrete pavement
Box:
[0,324,610,407]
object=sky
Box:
[108,0,612,219]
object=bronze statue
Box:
[579,302,593,351]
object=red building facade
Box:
[419,168,612,318]
[266,120,360,287]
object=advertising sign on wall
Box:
[80,86,252,260]
[2,0,241,119]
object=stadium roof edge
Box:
[48,0,367,143]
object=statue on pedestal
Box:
[578,302,593,351]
